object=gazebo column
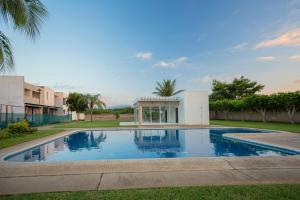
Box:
[168,102,171,124]
[159,105,161,123]
[138,105,143,124]
[150,103,152,123]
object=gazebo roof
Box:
[133,96,180,106]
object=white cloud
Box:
[191,75,212,83]
[230,42,248,50]
[135,52,152,60]
[155,56,189,68]
[256,56,276,61]
[255,28,300,48]
[52,82,79,91]
[289,55,300,61]
[190,74,241,85]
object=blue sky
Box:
[3,0,300,106]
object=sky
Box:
[2,0,300,107]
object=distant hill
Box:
[107,104,132,109]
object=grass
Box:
[51,120,120,128]
[1,184,300,200]
[210,120,300,133]
[0,129,64,149]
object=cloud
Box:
[52,83,79,91]
[135,52,152,60]
[295,80,300,84]
[190,74,241,84]
[155,57,188,68]
[289,55,300,61]
[230,42,248,50]
[191,75,212,83]
[256,56,276,61]
[255,28,300,48]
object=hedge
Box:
[209,92,300,123]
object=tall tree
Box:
[66,93,87,113]
[274,92,300,124]
[210,76,264,100]
[244,95,271,122]
[85,94,106,121]
[153,79,184,97]
[0,0,48,72]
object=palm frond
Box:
[0,0,48,39]
[23,0,48,39]
[153,79,184,97]
[172,89,185,96]
[0,31,14,72]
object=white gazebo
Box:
[132,91,209,125]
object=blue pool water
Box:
[5,128,299,162]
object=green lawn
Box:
[52,120,120,128]
[210,120,300,133]
[0,129,64,149]
[1,184,300,200]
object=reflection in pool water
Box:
[5,128,298,162]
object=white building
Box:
[133,91,209,125]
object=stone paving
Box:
[0,127,300,195]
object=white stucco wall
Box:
[0,76,25,113]
[178,91,209,125]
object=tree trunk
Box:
[226,109,229,120]
[287,106,296,124]
[260,109,266,123]
[90,109,93,121]
[241,109,245,121]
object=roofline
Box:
[133,96,181,106]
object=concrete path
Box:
[1,156,300,195]
[1,128,300,195]
[225,132,300,152]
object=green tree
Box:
[153,79,184,97]
[244,95,271,122]
[0,0,48,72]
[210,76,264,100]
[274,92,300,124]
[85,94,106,121]
[66,93,87,113]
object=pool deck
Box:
[0,127,300,195]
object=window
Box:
[151,107,160,123]
[32,91,40,99]
[46,92,48,100]
[142,107,151,123]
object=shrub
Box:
[115,112,120,120]
[0,129,11,139]
[7,120,32,135]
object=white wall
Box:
[0,76,25,113]
[178,91,209,125]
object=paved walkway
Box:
[0,128,300,195]
[225,132,300,152]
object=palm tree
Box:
[0,0,48,72]
[153,79,184,97]
[85,94,106,121]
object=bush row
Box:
[209,92,300,123]
[84,107,134,115]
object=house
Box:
[0,75,69,126]
[132,91,209,125]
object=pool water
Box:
[5,128,299,162]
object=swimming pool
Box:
[4,128,299,162]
